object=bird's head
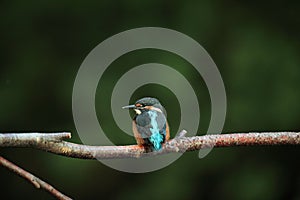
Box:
[122,97,164,115]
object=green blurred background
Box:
[1,1,300,199]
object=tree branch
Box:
[1,131,299,199]
[0,156,72,200]
[1,131,299,159]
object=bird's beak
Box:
[122,105,136,109]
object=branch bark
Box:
[0,156,72,200]
[1,131,300,159]
[1,131,299,199]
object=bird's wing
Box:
[132,120,144,146]
[135,113,152,139]
[135,111,167,139]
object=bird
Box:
[122,97,170,151]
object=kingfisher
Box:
[122,97,170,151]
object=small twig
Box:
[176,129,188,138]
[0,156,72,200]
[1,131,299,159]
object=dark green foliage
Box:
[0,1,300,199]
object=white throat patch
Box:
[134,109,142,115]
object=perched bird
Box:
[122,97,170,151]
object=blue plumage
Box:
[148,110,164,150]
[123,97,170,151]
